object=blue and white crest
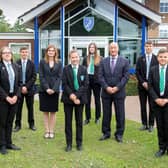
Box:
[83,17,94,32]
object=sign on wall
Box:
[83,16,94,32]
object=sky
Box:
[0,0,44,25]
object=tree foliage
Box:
[0,9,27,32]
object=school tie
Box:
[160,66,165,94]
[22,61,26,84]
[73,66,79,90]
[146,56,150,79]
[110,58,115,74]
[89,55,94,74]
[7,63,14,93]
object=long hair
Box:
[87,43,101,65]
[44,44,58,63]
[0,46,13,62]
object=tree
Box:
[11,20,27,32]
[0,9,11,32]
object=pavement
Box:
[35,94,141,123]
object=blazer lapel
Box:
[69,65,74,88]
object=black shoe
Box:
[0,146,8,155]
[95,119,100,124]
[139,125,148,131]
[99,134,110,141]
[83,119,90,125]
[76,145,82,151]
[115,136,123,143]
[155,149,165,157]
[29,125,36,131]
[65,145,72,152]
[7,144,21,150]
[148,126,154,132]
[13,126,21,132]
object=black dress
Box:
[39,60,62,112]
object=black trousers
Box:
[64,103,83,146]
[138,88,154,126]
[102,97,125,137]
[15,93,35,127]
[85,77,101,120]
[154,105,168,150]
[0,101,18,146]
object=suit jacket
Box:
[149,65,168,104]
[0,62,21,101]
[17,59,36,95]
[82,56,102,84]
[61,64,89,104]
[99,56,129,99]
[136,54,158,90]
[39,59,62,93]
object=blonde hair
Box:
[87,43,101,65]
[0,46,13,62]
[44,44,59,63]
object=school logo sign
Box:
[83,17,94,32]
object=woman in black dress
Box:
[39,44,62,139]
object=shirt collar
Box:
[159,64,167,69]
[3,60,12,67]
[71,64,79,69]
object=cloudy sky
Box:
[0,0,44,25]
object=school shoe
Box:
[155,149,165,157]
[13,126,21,132]
[83,119,90,125]
[139,125,148,131]
[0,146,8,155]
[7,144,21,150]
[148,126,154,132]
[65,145,72,152]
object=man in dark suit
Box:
[99,42,129,143]
[148,48,168,157]
[13,47,36,132]
[136,40,158,132]
[61,49,88,152]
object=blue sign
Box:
[83,17,94,32]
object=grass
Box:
[0,100,168,168]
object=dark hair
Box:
[145,40,153,45]
[157,48,168,56]
[20,47,29,52]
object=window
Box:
[160,0,168,13]
[159,25,168,38]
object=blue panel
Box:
[60,6,65,67]
[34,17,39,72]
[113,4,118,42]
[141,16,147,55]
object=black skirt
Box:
[39,92,59,112]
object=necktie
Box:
[160,66,165,94]
[89,56,94,74]
[146,56,150,79]
[73,67,79,90]
[7,63,14,93]
[22,61,26,84]
[110,58,115,74]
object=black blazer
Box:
[149,65,168,103]
[136,54,158,90]
[99,56,129,99]
[0,62,21,100]
[39,59,62,93]
[61,64,89,104]
[17,59,36,95]
[82,56,102,84]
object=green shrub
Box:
[126,75,138,96]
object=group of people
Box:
[0,41,168,158]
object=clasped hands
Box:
[106,86,119,94]
[155,98,168,107]
[6,96,17,105]
[46,88,55,95]
[69,93,80,105]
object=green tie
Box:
[73,66,79,90]
[89,56,94,74]
[160,66,165,94]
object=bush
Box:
[126,75,138,96]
